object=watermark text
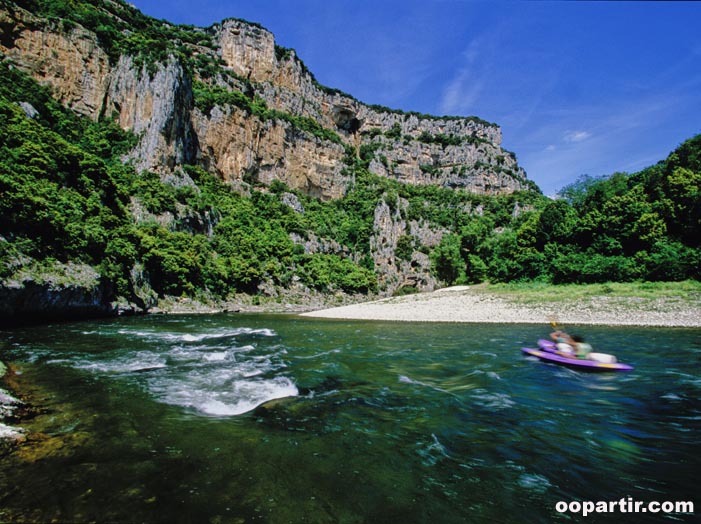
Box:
[556,497,694,517]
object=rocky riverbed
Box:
[0,362,26,451]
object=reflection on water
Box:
[1,315,699,523]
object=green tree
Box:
[431,234,465,285]
[535,199,577,248]
[664,166,701,244]
[395,235,415,261]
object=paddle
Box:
[549,317,563,340]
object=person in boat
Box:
[571,335,592,360]
[550,330,576,356]
[550,330,593,360]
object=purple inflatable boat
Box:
[521,339,634,372]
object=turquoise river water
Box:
[0,314,699,523]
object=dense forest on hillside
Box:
[1,57,699,307]
[0,59,533,300]
[421,133,701,285]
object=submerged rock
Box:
[0,388,22,419]
[0,383,25,447]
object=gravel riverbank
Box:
[300,285,701,327]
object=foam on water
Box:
[398,374,451,393]
[0,422,24,439]
[152,375,298,416]
[418,433,452,466]
[293,349,342,360]
[0,388,22,420]
[203,352,228,362]
[517,473,551,493]
[471,390,515,410]
[661,392,683,401]
[398,374,466,399]
[70,351,168,374]
[46,326,296,416]
[398,374,421,385]
[116,327,277,343]
[0,389,20,406]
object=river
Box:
[1,314,699,523]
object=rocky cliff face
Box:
[211,19,528,195]
[0,7,111,118]
[369,198,442,293]
[0,5,197,174]
[192,105,349,199]
[0,1,537,307]
[0,4,532,199]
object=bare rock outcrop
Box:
[0,7,111,117]
[0,2,533,199]
[369,199,442,294]
[0,262,116,325]
[211,18,530,196]
[192,105,348,199]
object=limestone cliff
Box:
[0,0,538,309]
[211,18,528,195]
[0,2,533,200]
[0,5,111,118]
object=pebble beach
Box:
[301,285,701,327]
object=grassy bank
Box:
[480,280,701,309]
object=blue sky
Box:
[129,0,701,195]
